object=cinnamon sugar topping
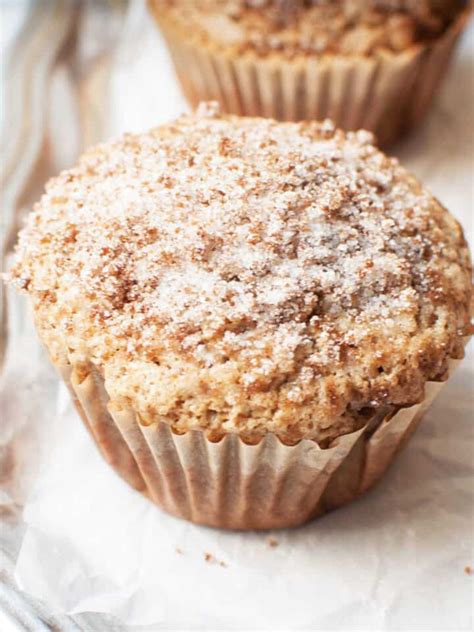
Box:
[154,0,466,56]
[10,104,472,441]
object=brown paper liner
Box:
[55,352,464,530]
[154,8,470,146]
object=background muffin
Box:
[150,0,470,145]
[10,104,472,528]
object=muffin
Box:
[150,0,470,146]
[10,103,472,529]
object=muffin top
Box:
[152,0,467,56]
[10,103,472,443]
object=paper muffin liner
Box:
[154,8,470,146]
[55,351,464,530]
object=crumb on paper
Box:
[175,547,183,555]
[204,551,227,567]
[267,536,279,548]
[464,565,472,575]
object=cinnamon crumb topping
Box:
[9,104,472,442]
[153,0,466,57]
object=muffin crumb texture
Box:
[11,104,472,443]
[153,0,467,56]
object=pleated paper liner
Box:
[153,7,470,146]
[57,350,464,530]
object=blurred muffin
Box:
[10,104,472,528]
[150,0,470,145]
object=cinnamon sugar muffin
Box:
[150,0,470,145]
[10,104,472,528]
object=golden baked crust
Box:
[151,0,468,57]
[10,104,472,443]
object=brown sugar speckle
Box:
[267,536,279,548]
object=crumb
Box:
[267,536,279,548]
[204,551,227,567]
[175,547,183,555]
[464,566,472,575]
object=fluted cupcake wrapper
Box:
[156,8,469,146]
[56,351,464,530]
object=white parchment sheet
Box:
[2,2,473,630]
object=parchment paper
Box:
[1,2,473,630]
